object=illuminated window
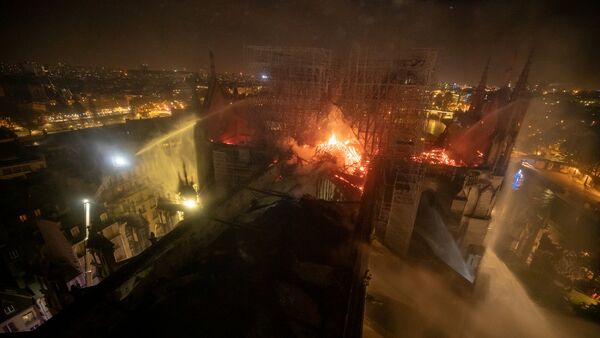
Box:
[34,209,41,216]
[22,311,35,325]
[19,214,28,222]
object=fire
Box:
[315,132,367,176]
[412,148,466,167]
[328,133,337,145]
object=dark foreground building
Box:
[20,155,369,337]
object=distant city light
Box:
[182,199,198,209]
[260,74,269,80]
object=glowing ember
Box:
[315,132,367,176]
[333,173,364,192]
[412,148,466,167]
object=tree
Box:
[10,104,41,136]
[433,93,444,109]
[441,91,454,111]
[562,127,600,179]
[0,126,17,139]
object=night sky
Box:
[1,0,599,87]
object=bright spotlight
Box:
[111,154,130,168]
[260,74,269,80]
[182,199,198,209]
[82,198,91,240]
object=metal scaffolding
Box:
[338,49,436,254]
[245,45,437,255]
[339,49,436,158]
[244,45,333,143]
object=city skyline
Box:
[1,0,600,87]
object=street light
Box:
[83,199,90,238]
[82,199,92,286]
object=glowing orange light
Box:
[412,148,466,167]
[328,132,337,145]
[315,131,367,177]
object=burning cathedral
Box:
[188,45,533,278]
[36,46,534,337]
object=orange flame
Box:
[316,131,367,177]
[412,148,466,167]
[327,132,337,145]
